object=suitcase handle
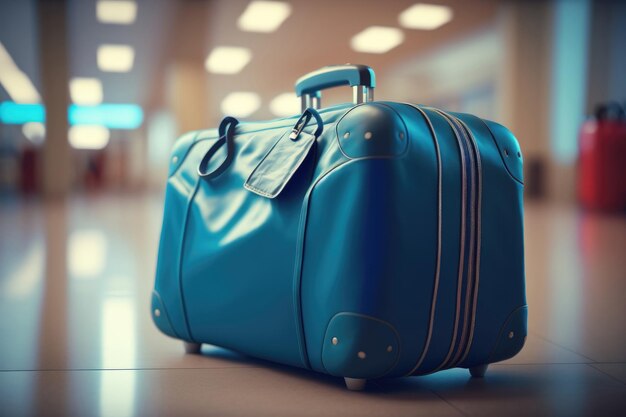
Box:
[197,116,239,179]
[295,64,375,111]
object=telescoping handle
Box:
[294,64,376,112]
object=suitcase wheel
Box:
[469,364,488,378]
[183,342,202,354]
[344,377,367,391]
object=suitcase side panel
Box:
[455,116,527,367]
[177,130,309,367]
[151,107,351,365]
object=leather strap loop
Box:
[197,117,239,179]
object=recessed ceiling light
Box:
[97,0,137,25]
[70,78,103,105]
[0,42,41,103]
[221,92,261,118]
[237,1,292,33]
[97,44,135,72]
[350,26,405,54]
[22,122,46,144]
[399,3,453,30]
[205,47,252,74]
[269,92,300,117]
[0,71,41,104]
[68,125,111,150]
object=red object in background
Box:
[578,102,626,211]
[85,151,107,190]
[20,148,39,194]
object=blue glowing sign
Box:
[0,102,144,129]
[68,104,144,129]
[0,102,45,124]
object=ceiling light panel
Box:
[238,1,292,33]
[350,26,405,54]
[221,92,261,118]
[97,44,135,72]
[0,42,41,103]
[269,92,300,117]
[205,47,252,74]
[0,71,41,104]
[97,0,137,24]
[70,78,103,105]
[399,3,453,30]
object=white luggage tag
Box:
[244,108,324,199]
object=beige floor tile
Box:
[524,203,626,362]
[591,363,626,385]
[499,332,592,365]
[0,368,464,417]
[376,364,626,417]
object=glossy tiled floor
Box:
[0,194,625,417]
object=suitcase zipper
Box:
[435,110,482,369]
[401,104,473,376]
[402,103,443,376]
[454,118,483,366]
[424,109,472,373]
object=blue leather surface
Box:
[153,100,526,379]
[487,305,528,364]
[321,312,400,378]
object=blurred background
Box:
[1,1,626,416]
[0,0,624,200]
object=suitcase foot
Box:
[469,364,488,378]
[344,377,367,391]
[183,342,202,354]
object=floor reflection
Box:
[99,368,136,417]
[0,194,624,416]
[68,229,108,279]
[101,296,137,369]
[548,211,584,353]
[2,240,44,298]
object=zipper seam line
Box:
[456,118,483,366]
[177,179,202,342]
[428,108,467,373]
[401,103,442,376]
[445,113,477,367]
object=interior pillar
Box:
[37,0,71,198]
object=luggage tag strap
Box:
[244,108,324,199]
[197,116,239,179]
[289,107,324,140]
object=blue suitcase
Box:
[151,65,527,390]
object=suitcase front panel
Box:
[298,103,441,377]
